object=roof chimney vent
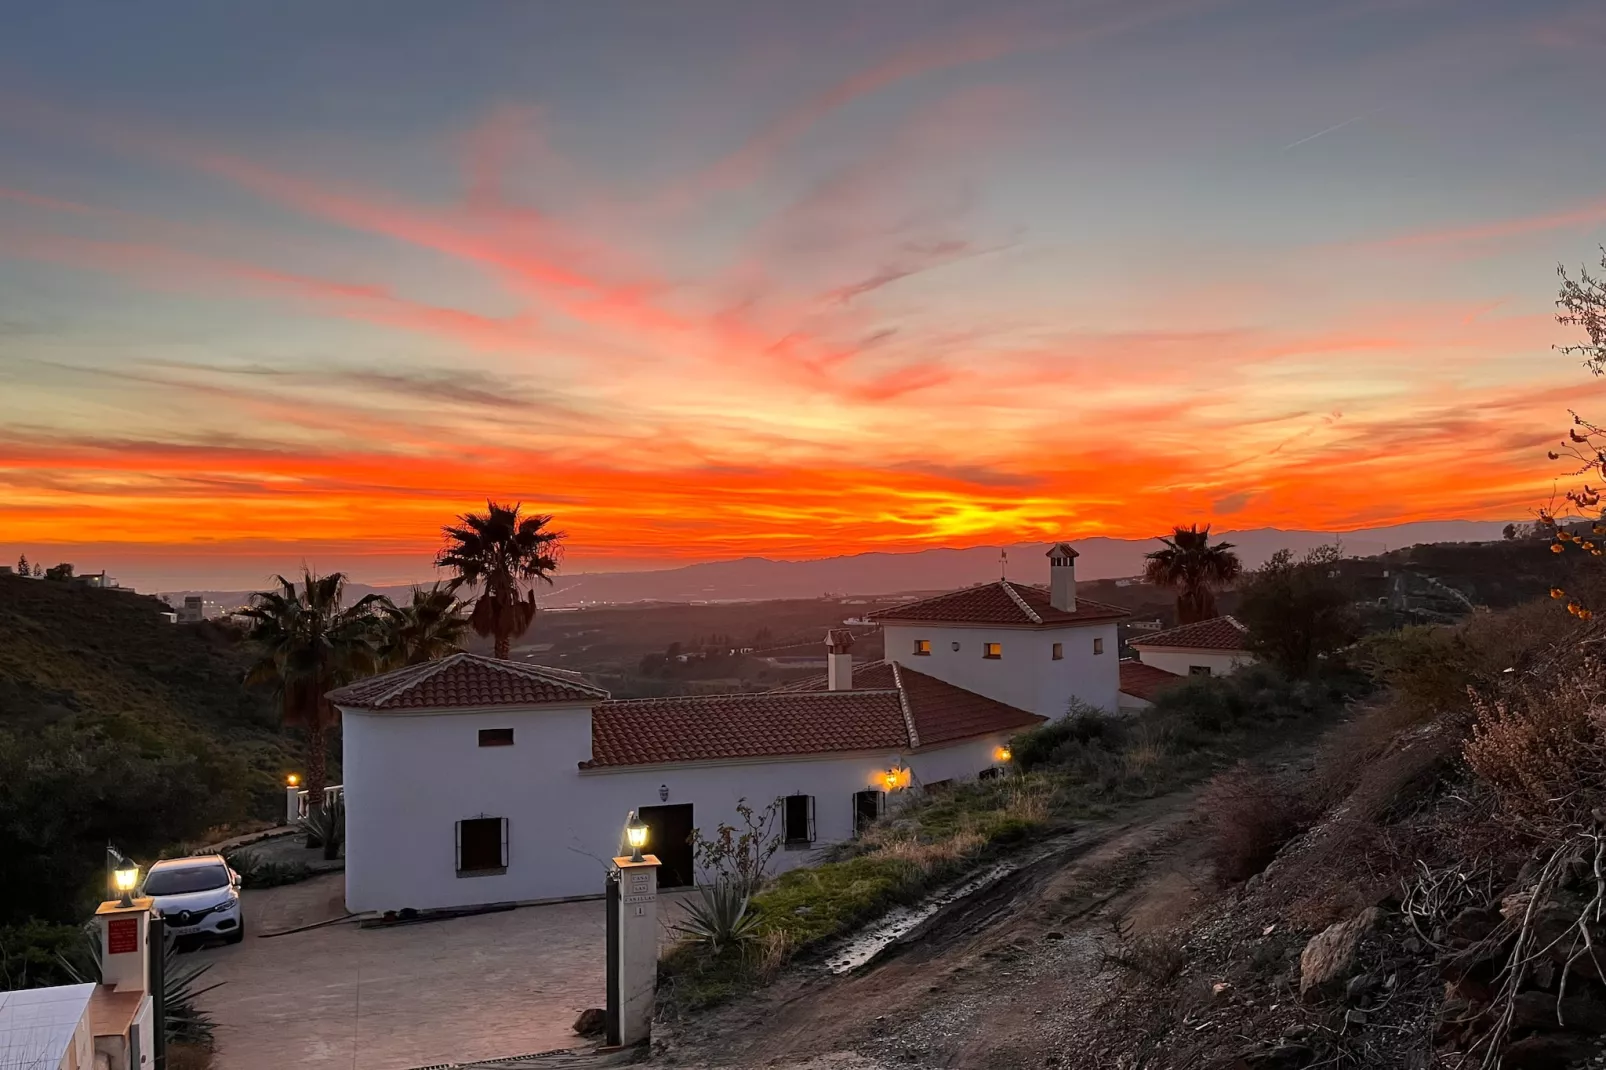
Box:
[825,629,854,690]
[1047,542,1078,612]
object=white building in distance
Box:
[330,544,1129,913]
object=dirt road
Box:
[652,794,1211,1070]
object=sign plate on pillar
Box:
[107,917,139,954]
[624,894,656,903]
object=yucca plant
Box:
[299,798,345,861]
[673,878,763,954]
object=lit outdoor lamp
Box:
[625,811,649,863]
[996,745,1013,763]
[286,773,301,787]
[113,857,140,908]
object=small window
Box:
[478,728,514,747]
[913,639,931,656]
[983,642,1002,659]
[853,789,885,836]
[1189,665,1212,677]
[783,794,816,846]
[1093,637,1104,655]
[456,816,508,875]
[1051,642,1064,660]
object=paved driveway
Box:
[199,874,621,1070]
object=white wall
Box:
[882,622,1120,717]
[342,703,1012,912]
[1133,649,1253,678]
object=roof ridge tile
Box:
[1000,580,1043,624]
[889,661,920,748]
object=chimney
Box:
[825,629,854,690]
[1047,542,1078,612]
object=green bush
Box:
[0,921,91,989]
[1012,700,1128,771]
[224,849,312,889]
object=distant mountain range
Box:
[161,520,1516,610]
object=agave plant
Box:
[299,798,345,861]
[61,927,222,1044]
[223,849,311,889]
[673,878,763,954]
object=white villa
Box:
[1116,615,1256,711]
[330,544,1137,913]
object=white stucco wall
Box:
[342,702,1013,912]
[882,622,1120,717]
[1131,648,1253,678]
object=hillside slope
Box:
[0,575,295,824]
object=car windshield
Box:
[142,864,229,896]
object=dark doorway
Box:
[853,789,885,836]
[637,804,695,888]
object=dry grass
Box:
[167,1042,215,1070]
[1463,658,1606,825]
[1200,765,1318,884]
[1101,920,1190,988]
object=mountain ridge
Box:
[159,520,1516,609]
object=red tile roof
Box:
[328,652,609,710]
[871,580,1128,627]
[767,661,1045,749]
[584,690,910,769]
[1128,615,1250,652]
[1118,660,1185,703]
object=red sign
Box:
[107,917,138,955]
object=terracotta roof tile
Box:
[1118,660,1186,703]
[328,652,609,710]
[1128,615,1250,652]
[767,660,1044,749]
[871,580,1128,627]
[585,690,909,768]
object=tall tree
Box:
[1142,524,1243,625]
[15,553,27,575]
[240,571,383,812]
[1557,247,1606,373]
[1237,545,1359,676]
[376,583,470,668]
[435,501,564,659]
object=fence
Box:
[285,783,344,824]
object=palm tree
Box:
[241,571,384,812]
[1142,524,1243,625]
[377,583,470,668]
[435,501,565,659]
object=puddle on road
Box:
[816,833,1078,976]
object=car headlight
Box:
[220,892,239,909]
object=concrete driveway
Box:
[198,873,620,1070]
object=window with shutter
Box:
[783,794,815,845]
[456,816,507,875]
[852,789,884,836]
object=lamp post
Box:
[285,773,303,826]
[625,810,649,863]
[608,810,661,1047]
[113,857,140,908]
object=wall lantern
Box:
[286,773,301,788]
[881,764,910,791]
[658,784,669,802]
[951,642,961,652]
[113,857,140,907]
[625,810,650,863]
[995,745,1012,764]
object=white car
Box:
[141,855,245,945]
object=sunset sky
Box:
[2,0,1604,589]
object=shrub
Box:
[1101,922,1190,987]
[298,799,344,861]
[1464,659,1606,826]
[223,849,311,890]
[1199,765,1318,883]
[1011,700,1127,771]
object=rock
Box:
[1402,936,1423,955]
[1448,905,1502,941]
[1501,890,1534,922]
[1345,972,1375,1005]
[1500,1033,1598,1069]
[572,1007,607,1037]
[1244,873,1263,894]
[1299,907,1382,1002]
[1212,982,1233,997]
[1345,1008,1367,1026]
[1510,989,1606,1034]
